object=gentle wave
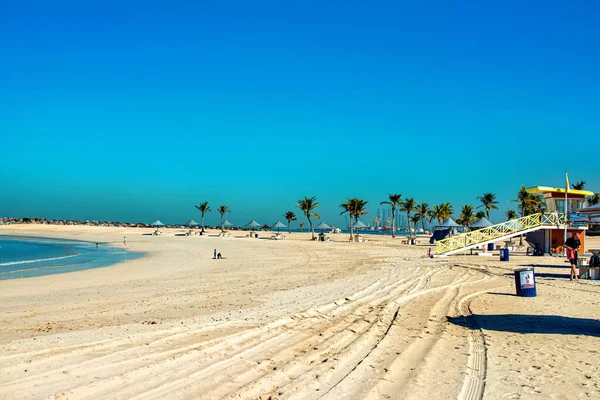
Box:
[0,254,79,267]
[0,260,92,275]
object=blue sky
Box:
[1,1,599,227]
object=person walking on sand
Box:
[565,232,581,281]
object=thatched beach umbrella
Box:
[438,218,461,228]
[221,220,234,230]
[185,219,199,227]
[151,220,165,227]
[351,220,368,237]
[271,221,286,233]
[245,220,261,236]
[314,221,331,234]
[470,217,493,229]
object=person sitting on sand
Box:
[565,232,581,281]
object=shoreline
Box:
[0,233,144,281]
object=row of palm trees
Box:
[293,193,501,240]
[193,182,597,238]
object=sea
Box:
[0,236,142,280]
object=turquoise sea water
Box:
[0,236,142,280]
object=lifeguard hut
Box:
[525,186,594,255]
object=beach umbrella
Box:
[315,221,331,234]
[470,217,493,229]
[438,218,461,228]
[271,221,286,233]
[220,220,234,231]
[245,220,261,236]
[351,220,368,237]
[151,220,165,226]
[185,219,199,227]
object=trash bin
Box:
[500,248,510,262]
[487,243,494,251]
[411,238,416,245]
[319,233,325,242]
[514,268,536,297]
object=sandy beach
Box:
[0,225,599,400]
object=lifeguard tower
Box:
[525,186,594,255]
[434,184,594,256]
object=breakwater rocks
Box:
[0,218,235,230]
[0,218,152,228]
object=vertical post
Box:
[564,171,568,256]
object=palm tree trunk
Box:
[308,216,314,239]
[391,208,396,238]
[201,213,205,232]
[407,212,411,239]
[288,221,291,234]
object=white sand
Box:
[0,225,598,399]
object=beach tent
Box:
[470,217,493,229]
[314,221,331,234]
[271,221,286,233]
[184,219,198,227]
[351,220,368,237]
[151,220,165,226]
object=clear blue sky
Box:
[1,1,599,227]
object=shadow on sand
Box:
[503,272,570,280]
[520,263,571,269]
[448,314,600,337]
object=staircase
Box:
[435,213,565,256]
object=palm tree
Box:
[416,202,430,233]
[380,194,402,238]
[439,202,454,223]
[427,209,437,227]
[475,210,486,220]
[284,211,297,234]
[341,198,369,240]
[430,205,443,225]
[400,198,417,236]
[512,185,538,217]
[194,201,211,233]
[505,209,518,220]
[217,205,230,231]
[477,193,499,220]
[511,185,543,244]
[411,214,421,233]
[589,193,599,206]
[340,200,353,240]
[297,196,320,239]
[457,205,475,229]
[572,180,586,190]
[299,222,304,232]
